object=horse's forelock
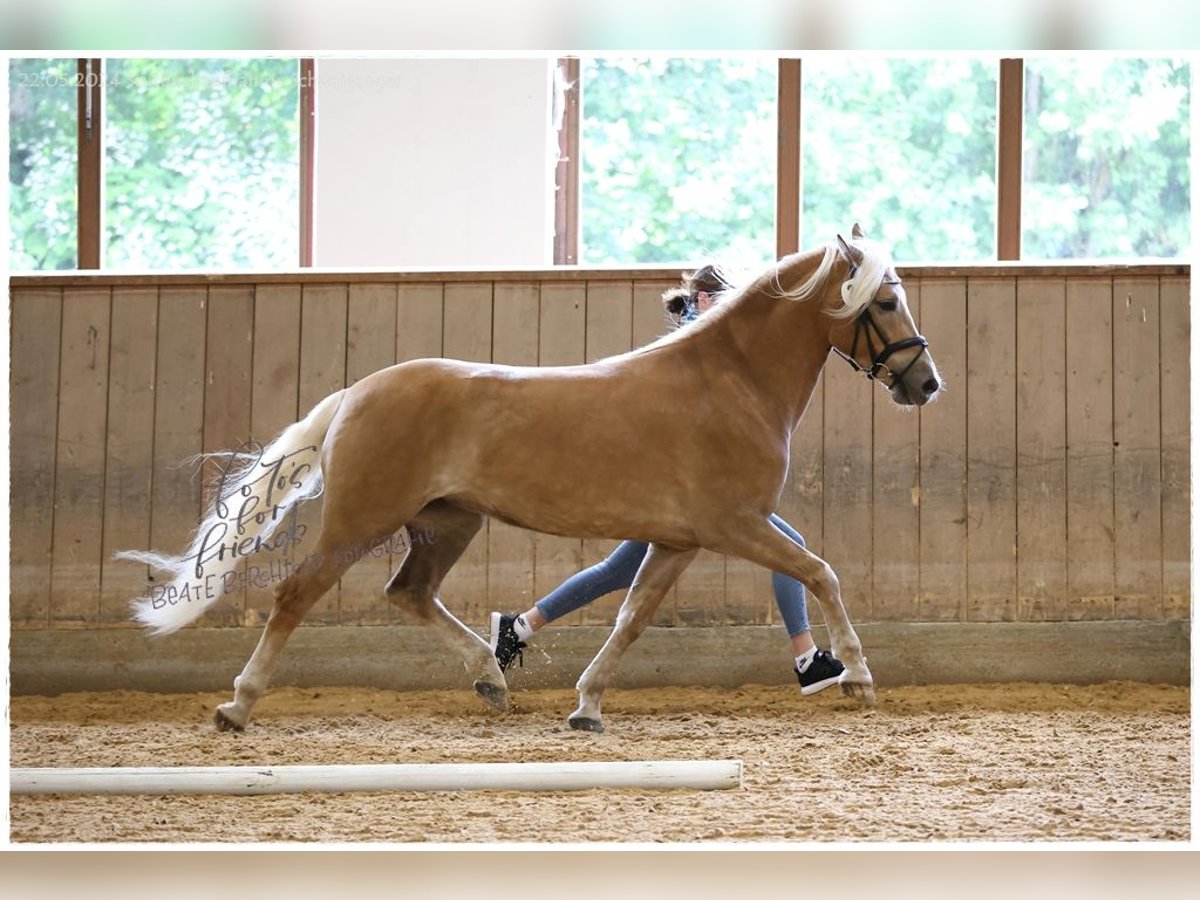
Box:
[836,237,894,319]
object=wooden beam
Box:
[9,262,1189,289]
[300,58,316,267]
[776,58,801,259]
[997,58,1024,261]
[76,57,102,269]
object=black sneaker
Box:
[490,611,526,671]
[794,649,845,696]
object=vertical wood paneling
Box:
[534,283,586,614]
[487,283,541,619]
[298,284,350,410]
[7,269,1189,637]
[1158,277,1190,620]
[724,552,774,626]
[246,285,302,626]
[579,281,635,626]
[965,278,1017,621]
[251,285,303,440]
[631,281,674,348]
[1065,279,1115,619]
[725,547,777,626]
[396,284,444,363]
[1112,278,1162,618]
[10,289,63,626]
[148,288,206,612]
[822,352,874,621]
[100,288,158,624]
[202,287,255,455]
[442,283,494,364]
[870,279,922,622]
[1015,278,1067,620]
[339,284,398,624]
[298,283,348,624]
[440,283,494,623]
[585,281,633,365]
[201,286,255,626]
[674,552,725,625]
[51,288,111,625]
[918,280,968,621]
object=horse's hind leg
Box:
[385,501,508,711]
[570,543,697,733]
[214,531,366,731]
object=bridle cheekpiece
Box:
[831,266,930,386]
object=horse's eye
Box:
[877,299,898,312]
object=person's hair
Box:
[661,263,734,320]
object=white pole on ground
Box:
[10,760,742,795]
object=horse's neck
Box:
[719,266,837,436]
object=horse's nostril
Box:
[922,377,940,396]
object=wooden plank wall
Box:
[8,268,1190,632]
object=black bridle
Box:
[831,274,930,385]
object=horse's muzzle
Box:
[890,357,942,407]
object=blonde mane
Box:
[776,237,895,319]
[625,235,896,360]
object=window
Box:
[580,57,776,266]
[9,57,78,270]
[802,57,998,262]
[1022,57,1189,260]
[8,56,302,271]
[105,58,300,269]
[10,56,1190,270]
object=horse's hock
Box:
[8,264,1192,696]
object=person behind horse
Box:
[490,263,845,696]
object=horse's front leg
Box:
[720,517,874,705]
[569,543,698,732]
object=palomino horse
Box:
[120,225,940,733]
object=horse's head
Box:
[825,225,942,407]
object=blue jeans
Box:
[535,513,812,637]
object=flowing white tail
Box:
[119,390,347,636]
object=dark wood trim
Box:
[10,262,1188,289]
[997,58,1024,261]
[299,58,316,267]
[76,57,102,270]
[553,57,581,265]
[776,58,802,259]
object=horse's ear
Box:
[851,222,865,239]
[836,234,864,267]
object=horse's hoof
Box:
[213,707,245,732]
[568,715,605,733]
[474,680,509,712]
[841,681,877,706]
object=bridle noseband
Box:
[831,271,929,386]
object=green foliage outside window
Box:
[105,58,299,269]
[1023,58,1189,259]
[802,58,998,262]
[9,58,77,270]
[581,57,776,266]
[8,57,298,270]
